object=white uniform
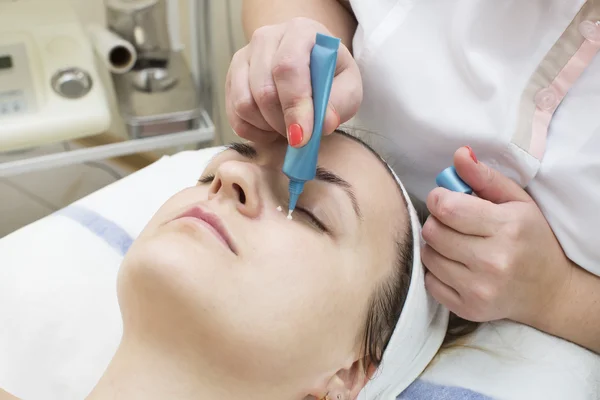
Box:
[349,0,600,275]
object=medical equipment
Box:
[87,24,137,75]
[436,166,473,194]
[0,0,111,152]
[107,0,202,138]
[283,33,340,217]
[106,0,172,63]
[0,0,214,177]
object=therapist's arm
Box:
[0,389,19,400]
[533,263,600,354]
[242,0,357,49]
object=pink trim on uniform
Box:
[530,23,600,159]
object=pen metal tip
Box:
[287,210,293,220]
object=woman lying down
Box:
[1,131,474,400]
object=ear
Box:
[327,357,377,400]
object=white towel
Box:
[1,147,598,400]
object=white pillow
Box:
[0,147,222,400]
[1,146,598,400]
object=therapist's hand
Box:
[422,147,574,326]
[225,18,362,147]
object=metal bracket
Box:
[0,109,215,177]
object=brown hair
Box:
[333,129,478,368]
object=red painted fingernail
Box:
[288,124,303,147]
[465,145,478,163]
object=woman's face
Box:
[118,133,409,393]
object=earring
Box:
[322,392,344,400]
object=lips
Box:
[173,206,237,254]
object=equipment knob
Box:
[51,67,93,99]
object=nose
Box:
[208,160,262,218]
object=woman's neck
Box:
[87,333,288,400]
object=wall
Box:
[204,0,246,144]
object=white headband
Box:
[358,166,449,399]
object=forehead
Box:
[317,133,408,234]
[208,133,409,240]
[250,133,409,239]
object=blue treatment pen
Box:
[282,33,341,219]
[435,166,473,194]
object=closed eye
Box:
[198,174,215,184]
[295,206,329,233]
[199,167,329,233]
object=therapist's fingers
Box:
[226,94,276,143]
[272,25,318,147]
[229,53,274,133]
[273,19,356,147]
[422,215,487,266]
[453,146,533,204]
[421,244,471,292]
[227,48,278,143]
[424,271,463,315]
[326,45,362,131]
[426,187,506,237]
[248,24,287,135]
[227,47,273,130]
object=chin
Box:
[117,232,229,329]
[117,241,302,382]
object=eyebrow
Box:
[225,142,362,219]
[315,166,362,219]
[226,142,258,159]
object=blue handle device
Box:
[435,166,473,194]
[282,33,341,216]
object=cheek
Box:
[229,224,327,310]
[241,223,333,304]
[231,223,364,340]
[119,231,219,305]
[120,217,369,375]
[117,233,213,336]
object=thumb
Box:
[454,146,532,204]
